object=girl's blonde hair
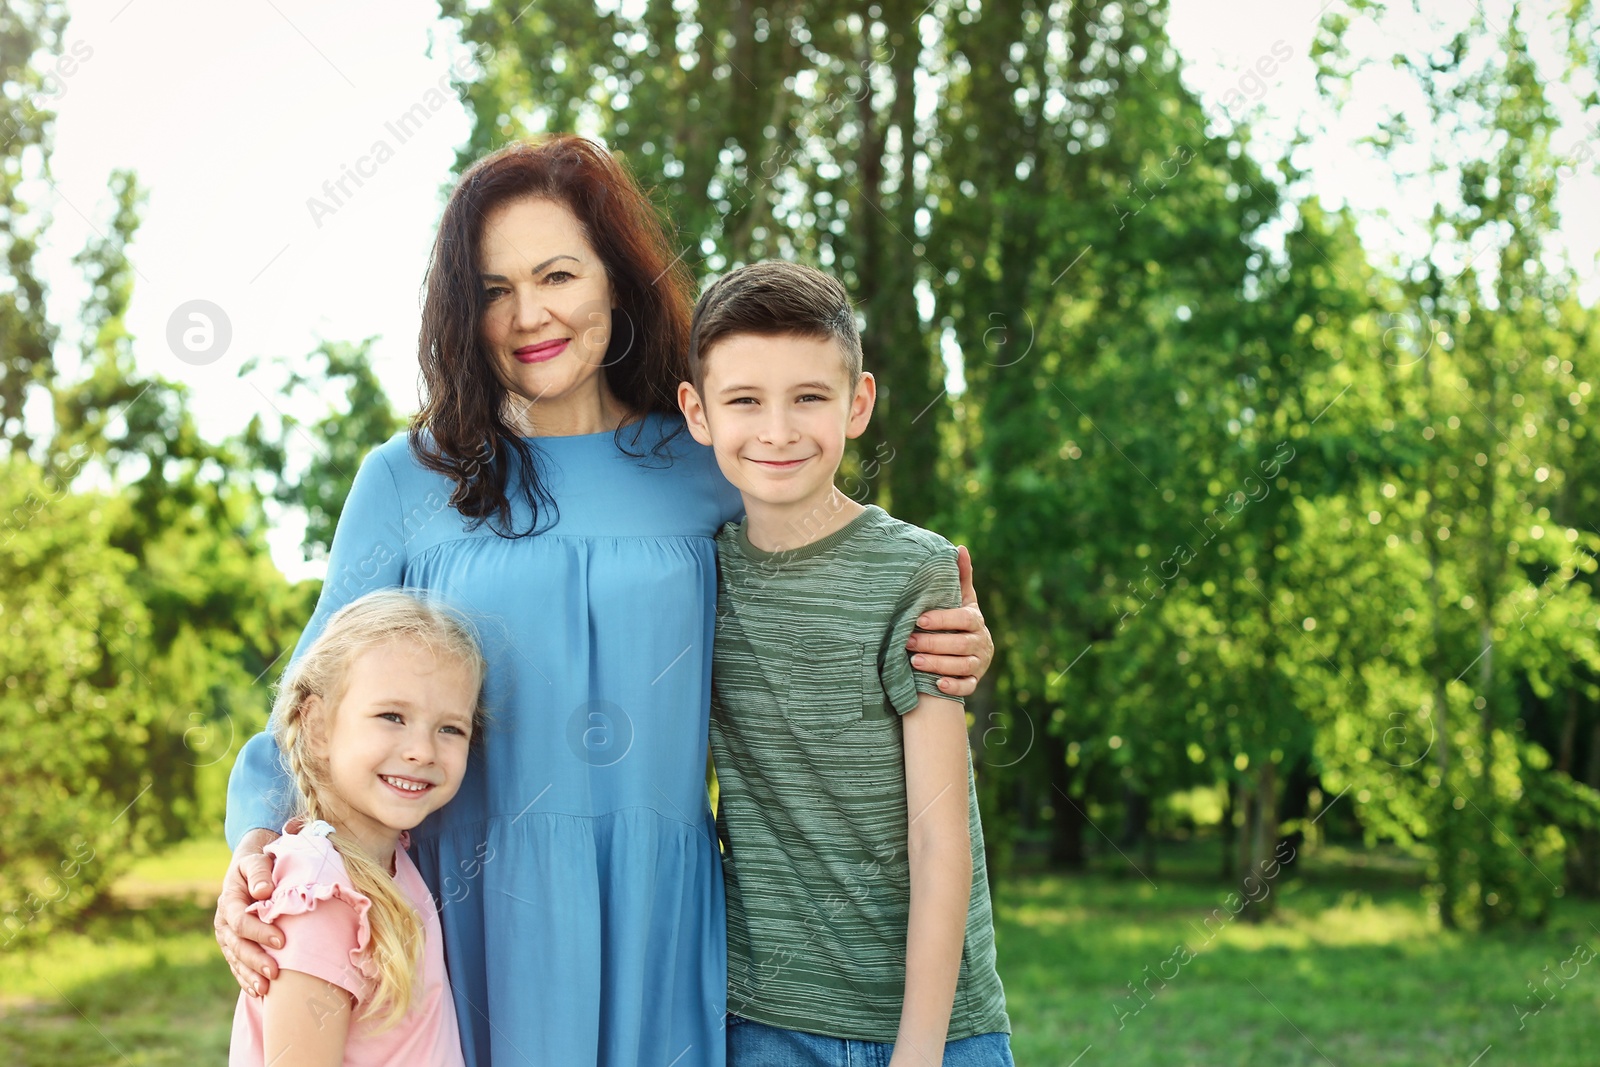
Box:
[270,589,487,1029]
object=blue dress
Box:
[226,411,743,1067]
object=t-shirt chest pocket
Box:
[780,636,875,740]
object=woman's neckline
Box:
[516,409,663,442]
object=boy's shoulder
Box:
[715,506,957,592]
[858,506,958,562]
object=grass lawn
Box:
[2,837,1597,1065]
[1000,842,1600,1066]
[0,839,236,1066]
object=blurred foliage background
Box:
[4,0,1600,1062]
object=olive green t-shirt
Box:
[711,504,1010,1042]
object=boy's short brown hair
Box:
[686,260,864,392]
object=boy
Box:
[678,261,1013,1066]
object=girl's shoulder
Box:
[264,820,353,878]
[261,821,412,889]
[252,822,380,980]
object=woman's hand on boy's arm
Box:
[906,545,995,696]
[215,827,285,996]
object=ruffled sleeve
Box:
[248,830,378,1002]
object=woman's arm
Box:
[262,969,354,1067]
[907,546,994,695]
[890,691,974,1067]
[216,444,410,995]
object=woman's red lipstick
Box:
[514,339,569,364]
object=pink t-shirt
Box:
[229,823,465,1067]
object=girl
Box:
[228,589,486,1067]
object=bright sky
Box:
[27,0,1599,578]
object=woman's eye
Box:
[544,270,574,284]
[482,287,509,301]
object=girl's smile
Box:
[378,773,439,796]
[312,637,478,868]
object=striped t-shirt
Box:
[710,504,1010,1042]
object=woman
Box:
[214,135,992,1067]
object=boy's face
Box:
[678,332,875,510]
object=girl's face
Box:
[311,637,478,859]
[477,196,619,432]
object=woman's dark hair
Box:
[412,135,694,536]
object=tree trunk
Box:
[1568,714,1600,897]
[1421,305,1459,929]
[1235,778,1255,887]
[1242,760,1279,922]
[1044,727,1085,869]
[1119,782,1156,879]
[1118,782,1149,847]
[1558,688,1578,775]
[1219,782,1235,881]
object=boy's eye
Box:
[728,396,758,406]
[798,394,828,403]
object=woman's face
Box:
[478,196,618,431]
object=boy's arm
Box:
[891,691,974,1067]
[261,968,353,1067]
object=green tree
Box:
[49,174,309,848]
[239,338,405,561]
[0,0,65,452]
[0,459,148,944]
[0,23,307,932]
[926,0,1375,902]
[1313,0,1600,926]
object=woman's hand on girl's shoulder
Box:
[215,827,286,997]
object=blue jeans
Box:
[726,1014,1015,1067]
